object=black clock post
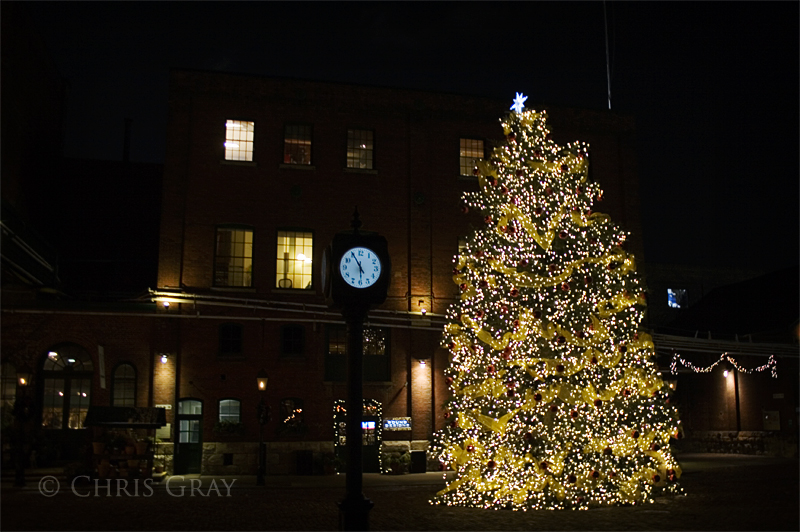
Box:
[323,209,390,531]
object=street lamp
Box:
[256,369,270,486]
[14,369,32,488]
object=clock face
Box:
[339,246,382,288]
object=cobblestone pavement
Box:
[2,454,797,531]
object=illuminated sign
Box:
[361,421,375,430]
[383,417,412,431]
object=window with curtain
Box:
[214,226,253,287]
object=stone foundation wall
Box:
[675,431,798,458]
[157,439,443,475]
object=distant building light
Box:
[667,288,687,309]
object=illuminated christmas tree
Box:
[430,94,683,510]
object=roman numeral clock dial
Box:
[339,246,382,288]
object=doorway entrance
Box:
[333,398,381,473]
[174,398,202,474]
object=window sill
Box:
[343,168,378,175]
[271,288,316,295]
[210,287,257,293]
[279,163,316,171]
[220,160,257,167]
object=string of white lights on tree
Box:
[429,94,683,511]
[670,352,778,378]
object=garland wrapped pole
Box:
[430,94,683,510]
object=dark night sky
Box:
[14,1,800,273]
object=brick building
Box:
[2,69,648,474]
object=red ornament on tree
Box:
[487,364,496,374]
[603,447,613,456]
[591,470,600,479]
[502,346,512,360]
[484,215,493,225]
[534,393,543,402]
[561,282,570,291]
[515,169,523,178]
[510,288,519,298]
[534,206,544,216]
[556,364,565,373]
[461,205,469,214]
[467,445,475,453]
[568,474,577,484]
[632,430,640,439]
[507,133,516,143]
[487,460,495,469]
[594,399,603,407]
[559,230,568,239]
[549,404,558,413]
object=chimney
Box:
[123,118,132,162]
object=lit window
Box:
[41,344,93,430]
[667,288,687,309]
[215,227,253,287]
[459,138,484,176]
[219,323,243,357]
[281,324,306,357]
[111,363,136,407]
[325,326,388,382]
[347,129,374,169]
[224,120,254,161]
[219,399,241,423]
[276,230,313,289]
[279,397,304,428]
[284,124,312,165]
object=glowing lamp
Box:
[257,369,269,392]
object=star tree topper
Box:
[510,92,528,113]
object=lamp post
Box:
[256,369,269,486]
[323,211,390,530]
[13,369,32,488]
